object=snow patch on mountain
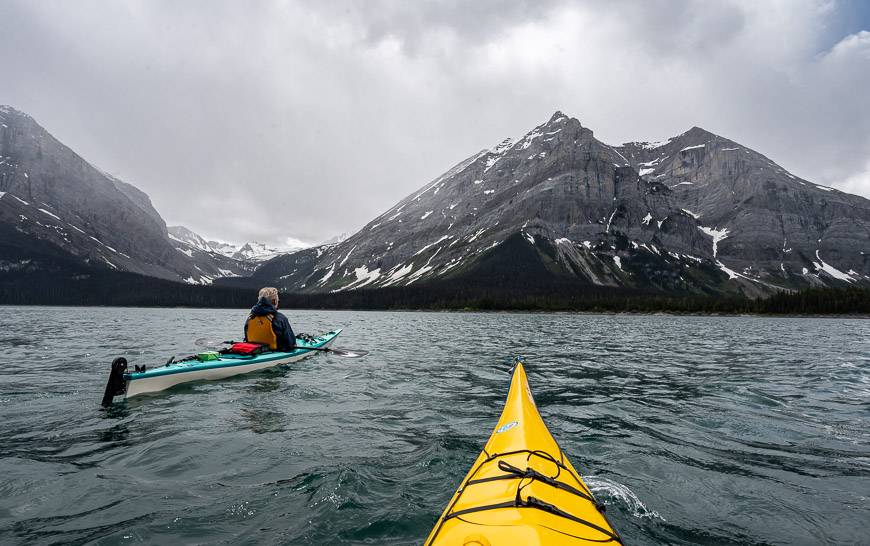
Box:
[813,250,854,282]
[468,228,487,243]
[680,144,706,152]
[520,129,545,150]
[606,209,618,233]
[383,262,415,286]
[37,208,60,220]
[414,235,452,256]
[626,138,674,150]
[343,265,381,290]
[698,226,729,258]
[339,245,356,267]
[318,263,336,286]
[484,156,501,173]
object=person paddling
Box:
[244,287,296,352]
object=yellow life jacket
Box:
[245,313,277,350]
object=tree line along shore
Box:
[1,267,868,315]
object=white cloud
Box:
[284,236,312,249]
[825,29,870,59]
[838,159,870,196]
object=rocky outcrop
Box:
[618,129,870,287]
[111,176,165,227]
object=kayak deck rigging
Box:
[425,361,622,545]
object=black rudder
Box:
[101,357,129,407]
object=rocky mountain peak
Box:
[681,126,718,142]
[168,225,213,252]
[548,110,569,123]
[545,111,588,136]
[245,111,870,296]
[0,105,31,120]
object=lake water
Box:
[0,307,868,545]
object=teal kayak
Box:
[101,330,341,404]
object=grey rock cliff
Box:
[618,127,870,287]
[0,106,249,283]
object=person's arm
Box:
[286,322,296,348]
[274,314,295,351]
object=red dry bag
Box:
[228,342,268,355]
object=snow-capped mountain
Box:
[168,225,220,254]
[0,106,250,284]
[169,225,309,264]
[232,241,307,262]
[319,232,350,246]
[5,103,866,298]
[249,111,870,296]
[207,240,240,257]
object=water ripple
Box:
[0,307,867,545]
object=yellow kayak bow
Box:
[425,361,622,545]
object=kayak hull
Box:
[425,362,621,545]
[120,329,340,399]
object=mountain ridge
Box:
[244,111,869,296]
[3,104,867,300]
[167,225,310,263]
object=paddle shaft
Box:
[216,341,334,352]
[296,345,368,357]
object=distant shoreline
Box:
[1,303,867,319]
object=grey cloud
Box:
[310,0,563,53]
[0,0,867,246]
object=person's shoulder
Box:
[275,310,290,322]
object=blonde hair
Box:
[258,286,279,305]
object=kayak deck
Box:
[120,329,341,398]
[425,362,621,545]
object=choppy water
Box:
[0,307,868,545]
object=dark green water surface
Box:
[0,307,867,545]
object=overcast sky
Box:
[1,0,869,247]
